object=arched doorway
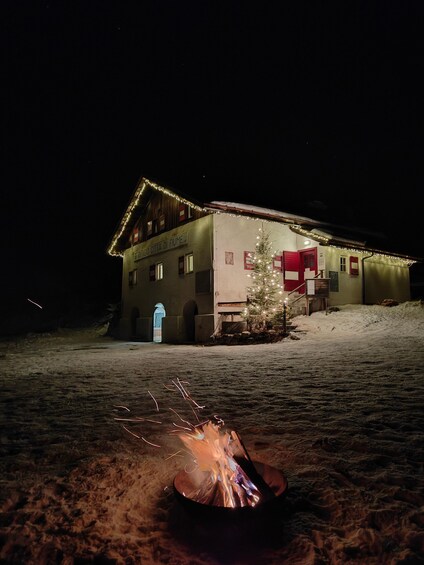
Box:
[153,303,166,343]
[183,300,198,343]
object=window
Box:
[159,214,166,232]
[340,256,347,272]
[303,253,315,269]
[129,269,137,286]
[150,263,163,281]
[178,253,194,274]
[156,262,164,280]
[225,251,234,265]
[147,218,160,237]
[186,253,194,273]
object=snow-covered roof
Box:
[108,178,421,262]
[205,201,322,226]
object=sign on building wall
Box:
[318,250,325,271]
[306,278,330,297]
[133,232,188,261]
[329,271,339,292]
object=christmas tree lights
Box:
[242,227,285,331]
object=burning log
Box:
[174,421,286,512]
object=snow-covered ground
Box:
[0,301,423,564]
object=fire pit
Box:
[114,379,289,524]
[173,459,288,520]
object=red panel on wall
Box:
[283,251,300,291]
[244,251,254,270]
[273,254,282,271]
[350,256,359,276]
[179,204,187,222]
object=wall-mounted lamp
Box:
[304,239,310,245]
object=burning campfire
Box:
[113,379,287,513]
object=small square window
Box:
[225,251,234,265]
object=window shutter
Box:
[273,254,282,271]
[178,204,187,222]
[178,256,185,275]
[149,264,156,281]
[350,256,359,276]
[283,251,300,291]
[244,251,254,270]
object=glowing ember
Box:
[113,379,279,509]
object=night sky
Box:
[2,2,424,331]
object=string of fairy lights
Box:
[107,178,207,256]
[107,178,416,267]
[290,225,415,266]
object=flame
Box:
[177,421,265,508]
[114,380,276,508]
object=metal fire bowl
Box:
[173,461,288,522]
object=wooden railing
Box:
[286,270,324,307]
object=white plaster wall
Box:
[364,258,411,303]
[212,214,298,304]
[121,215,214,321]
[323,246,363,305]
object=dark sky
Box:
[2,1,424,322]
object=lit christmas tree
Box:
[242,226,285,331]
